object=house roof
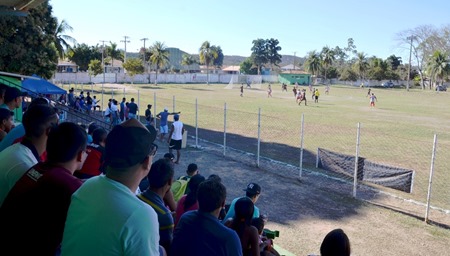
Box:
[57,60,77,67]
[280,70,310,75]
[281,64,301,70]
[222,66,240,72]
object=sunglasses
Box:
[150,143,158,156]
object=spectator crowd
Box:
[0,82,351,256]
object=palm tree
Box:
[426,50,449,89]
[304,51,322,84]
[53,19,76,60]
[199,41,218,85]
[181,54,196,73]
[321,46,335,84]
[149,41,170,85]
[353,52,369,84]
[106,42,123,68]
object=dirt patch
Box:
[155,136,450,256]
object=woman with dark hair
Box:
[225,197,260,256]
[174,174,205,226]
[320,228,351,256]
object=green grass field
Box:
[67,82,450,212]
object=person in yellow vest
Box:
[314,88,320,103]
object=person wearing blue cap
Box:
[167,114,184,164]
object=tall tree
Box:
[67,43,102,71]
[266,38,282,70]
[199,41,218,84]
[386,55,402,70]
[211,45,224,69]
[122,58,145,84]
[353,52,369,83]
[149,41,170,85]
[0,2,58,78]
[304,51,322,84]
[88,59,103,83]
[106,42,123,67]
[181,54,196,73]
[321,46,335,84]
[240,58,258,75]
[53,18,76,59]
[426,50,449,88]
[250,39,268,75]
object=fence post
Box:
[154,92,157,129]
[257,108,261,168]
[173,95,176,112]
[223,103,227,156]
[101,84,104,112]
[425,134,438,223]
[195,98,198,148]
[137,90,140,121]
[353,122,361,198]
[299,113,305,178]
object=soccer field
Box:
[65,82,450,217]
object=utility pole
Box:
[406,35,415,92]
[100,40,107,111]
[140,38,149,82]
[293,51,296,71]
[121,36,130,63]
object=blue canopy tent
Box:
[21,74,66,95]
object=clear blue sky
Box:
[51,0,449,61]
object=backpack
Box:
[171,176,190,202]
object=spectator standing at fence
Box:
[168,114,184,164]
[61,119,162,256]
[85,92,93,114]
[171,179,242,256]
[128,98,138,119]
[369,93,377,108]
[157,107,180,142]
[92,95,101,111]
[145,104,154,125]
[120,97,126,121]
[0,122,87,255]
[68,88,75,108]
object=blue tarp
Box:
[21,74,66,95]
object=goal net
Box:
[225,75,263,89]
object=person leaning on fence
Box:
[120,97,126,121]
[145,104,154,125]
[61,119,164,256]
[128,98,138,119]
[156,107,180,142]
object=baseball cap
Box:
[105,119,157,169]
[4,86,27,103]
[243,183,261,195]
[164,107,168,111]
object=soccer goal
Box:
[225,75,238,89]
[248,75,262,89]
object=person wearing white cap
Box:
[156,107,180,142]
